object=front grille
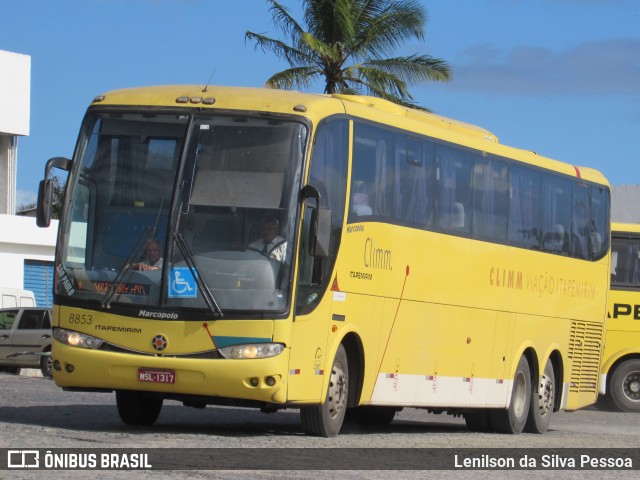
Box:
[568,321,603,393]
[98,342,221,359]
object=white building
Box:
[611,185,640,224]
[0,49,57,306]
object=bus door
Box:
[288,118,349,403]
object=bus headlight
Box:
[53,328,103,350]
[219,343,284,359]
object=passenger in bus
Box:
[351,180,373,216]
[132,240,164,271]
[589,221,603,257]
[352,192,373,216]
[249,216,287,262]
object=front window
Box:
[57,110,307,315]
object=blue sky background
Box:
[1,0,639,207]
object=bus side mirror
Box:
[36,156,71,228]
[36,179,53,228]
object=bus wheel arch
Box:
[549,350,564,413]
[341,332,364,409]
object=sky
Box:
[1,0,639,208]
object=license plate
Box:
[138,368,176,384]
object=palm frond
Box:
[267,0,305,41]
[348,0,426,58]
[364,55,451,83]
[245,31,313,67]
[265,66,321,90]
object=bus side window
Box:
[613,237,640,285]
[508,166,541,250]
[589,185,610,260]
[541,176,571,255]
[436,146,473,232]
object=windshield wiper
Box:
[100,227,153,309]
[173,232,224,318]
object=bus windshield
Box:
[57,110,307,315]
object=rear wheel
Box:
[115,391,163,426]
[608,359,640,412]
[490,355,531,434]
[300,344,349,437]
[525,359,555,433]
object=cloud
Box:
[444,38,640,96]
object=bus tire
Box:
[608,359,640,412]
[490,355,531,434]
[116,391,163,426]
[525,359,555,433]
[464,409,493,432]
[300,344,349,437]
[346,406,399,426]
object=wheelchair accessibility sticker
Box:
[168,267,198,298]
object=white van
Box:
[0,288,36,308]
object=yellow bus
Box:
[601,222,640,412]
[37,85,610,437]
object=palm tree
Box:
[245,0,451,110]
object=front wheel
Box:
[116,391,163,426]
[608,359,640,412]
[525,359,555,433]
[490,355,531,434]
[300,344,349,437]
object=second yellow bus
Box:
[600,222,640,412]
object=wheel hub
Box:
[537,372,554,415]
[328,361,347,418]
[624,372,640,401]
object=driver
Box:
[249,216,286,262]
[132,240,163,271]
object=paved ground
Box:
[1,372,638,479]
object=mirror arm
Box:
[44,157,71,179]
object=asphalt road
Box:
[1,371,638,479]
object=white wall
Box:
[611,185,640,223]
[0,50,30,136]
[0,214,57,287]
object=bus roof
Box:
[92,85,609,187]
